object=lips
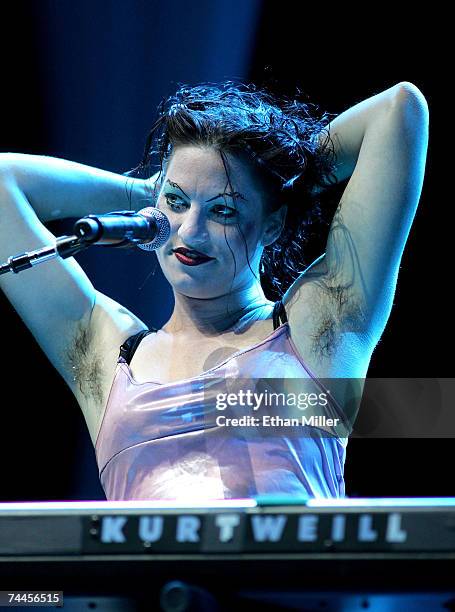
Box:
[172,247,215,266]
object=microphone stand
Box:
[0,235,91,276]
[0,210,152,276]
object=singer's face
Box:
[155,145,274,299]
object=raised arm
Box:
[0,153,150,221]
[283,82,429,369]
[325,82,428,335]
[0,154,154,441]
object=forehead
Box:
[164,145,257,194]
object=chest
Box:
[128,321,278,384]
[128,321,369,387]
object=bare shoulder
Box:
[282,254,373,378]
[64,289,147,446]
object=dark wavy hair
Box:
[126,80,339,300]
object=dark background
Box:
[0,2,449,501]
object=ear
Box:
[261,205,287,247]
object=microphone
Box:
[73,207,170,251]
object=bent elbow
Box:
[393,82,429,119]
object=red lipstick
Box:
[173,247,214,266]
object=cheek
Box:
[242,219,257,235]
[218,220,257,251]
[239,218,262,250]
[222,221,262,268]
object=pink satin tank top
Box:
[95,300,348,501]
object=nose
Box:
[177,205,210,247]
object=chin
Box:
[172,279,227,300]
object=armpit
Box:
[64,320,104,408]
[310,278,367,359]
[309,205,369,358]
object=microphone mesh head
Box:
[136,207,171,251]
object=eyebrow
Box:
[165,179,247,203]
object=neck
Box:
[163,282,273,338]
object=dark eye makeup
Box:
[163,192,238,219]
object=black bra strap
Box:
[119,328,158,365]
[272,299,288,330]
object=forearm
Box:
[320,82,409,184]
[0,153,149,223]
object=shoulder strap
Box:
[272,299,288,330]
[119,328,158,365]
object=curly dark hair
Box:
[126,80,339,301]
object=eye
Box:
[212,205,237,219]
[164,193,187,210]
[163,193,238,221]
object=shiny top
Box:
[95,301,348,501]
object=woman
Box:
[0,80,429,500]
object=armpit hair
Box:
[65,321,104,407]
[309,204,368,359]
[310,278,366,359]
